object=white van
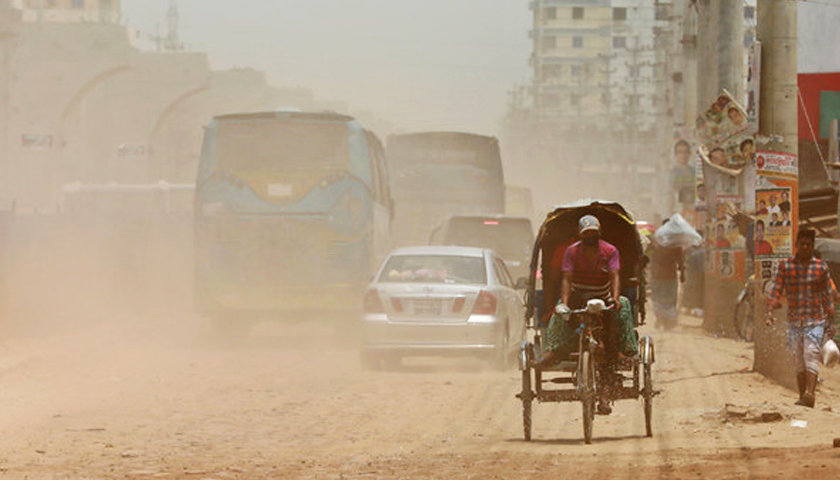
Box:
[428,215,534,281]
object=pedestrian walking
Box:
[649,219,686,330]
[681,236,705,316]
[766,228,836,408]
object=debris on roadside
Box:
[721,403,786,423]
[790,419,808,428]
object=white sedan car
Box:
[360,246,526,369]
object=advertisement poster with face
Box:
[696,91,750,151]
[713,196,745,249]
[754,151,797,259]
[716,250,736,279]
[755,188,793,256]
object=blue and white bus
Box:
[194,111,392,324]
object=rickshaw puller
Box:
[533,215,628,415]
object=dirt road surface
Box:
[1,313,839,479]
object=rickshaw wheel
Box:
[644,362,653,436]
[521,367,532,441]
[581,350,595,444]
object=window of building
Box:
[655,5,669,21]
[572,7,584,20]
[613,36,626,49]
[601,92,610,106]
[571,65,582,77]
[72,0,85,8]
[744,6,755,20]
[570,94,580,107]
[628,95,640,108]
[613,7,627,21]
[542,65,562,80]
[629,65,640,78]
[542,36,556,52]
[545,7,557,21]
[542,93,560,107]
[572,36,583,48]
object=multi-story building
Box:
[526,0,669,217]
[530,1,612,134]
[14,0,119,24]
[530,0,667,134]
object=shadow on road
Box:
[657,367,753,385]
[505,433,650,446]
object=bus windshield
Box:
[216,120,349,172]
[387,134,499,173]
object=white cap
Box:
[579,215,601,233]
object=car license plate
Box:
[413,299,442,316]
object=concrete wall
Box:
[0,9,331,212]
[0,209,194,335]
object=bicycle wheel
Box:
[580,350,595,444]
[644,361,653,437]
[521,367,532,441]
[734,294,754,342]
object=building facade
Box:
[0,0,336,211]
[524,0,670,217]
[16,0,120,24]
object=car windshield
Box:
[378,255,486,284]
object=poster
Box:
[716,250,736,279]
[695,90,754,283]
[713,195,746,250]
[696,91,750,156]
[754,187,793,256]
[754,151,798,263]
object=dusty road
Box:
[0,313,839,479]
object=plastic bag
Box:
[653,213,702,248]
[822,338,839,368]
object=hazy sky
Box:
[121,0,533,136]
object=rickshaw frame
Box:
[516,200,655,444]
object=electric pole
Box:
[717,0,745,100]
[696,0,719,109]
[753,0,799,388]
[0,0,12,208]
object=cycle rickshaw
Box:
[516,200,656,444]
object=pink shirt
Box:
[562,240,620,287]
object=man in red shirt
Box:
[767,229,834,407]
[534,215,623,414]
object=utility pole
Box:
[0,0,12,208]
[753,0,799,388]
[717,0,745,100]
[695,0,719,110]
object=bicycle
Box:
[734,275,755,341]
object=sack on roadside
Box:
[654,213,702,248]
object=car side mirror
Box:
[514,277,529,290]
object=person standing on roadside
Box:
[766,229,836,408]
[649,219,686,330]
